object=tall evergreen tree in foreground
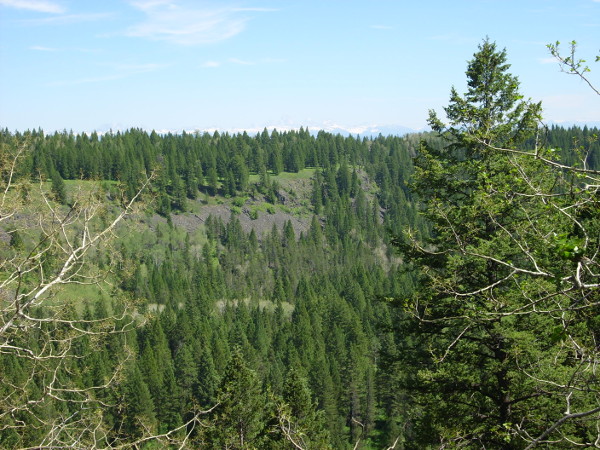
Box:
[395,38,600,448]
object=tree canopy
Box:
[0,38,599,449]
[396,38,600,448]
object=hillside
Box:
[1,127,425,448]
[1,116,599,448]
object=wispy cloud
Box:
[202,57,284,69]
[126,0,274,45]
[0,0,64,13]
[232,7,278,12]
[202,60,221,68]
[539,57,557,64]
[131,0,176,12]
[29,45,103,53]
[229,58,254,65]
[29,45,57,51]
[262,57,286,63]
[48,63,168,86]
[20,12,114,25]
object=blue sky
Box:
[0,0,598,134]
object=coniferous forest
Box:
[1,40,599,448]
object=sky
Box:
[0,0,598,135]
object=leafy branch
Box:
[547,40,599,96]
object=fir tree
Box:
[50,169,67,204]
[205,347,266,448]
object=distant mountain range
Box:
[168,123,422,138]
[93,120,599,139]
[304,123,420,137]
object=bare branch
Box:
[524,406,600,449]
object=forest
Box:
[1,40,599,448]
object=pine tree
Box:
[207,163,218,196]
[281,369,330,448]
[205,347,266,448]
[195,344,219,407]
[120,364,156,439]
[50,169,67,204]
[393,39,598,448]
[9,229,23,250]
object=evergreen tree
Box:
[9,229,23,250]
[231,153,249,192]
[207,163,219,196]
[281,369,330,448]
[50,169,67,204]
[195,343,219,407]
[393,39,599,448]
[269,145,284,175]
[205,347,266,448]
[120,364,156,439]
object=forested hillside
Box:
[0,126,432,448]
[1,40,599,449]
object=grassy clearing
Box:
[248,167,317,184]
[249,202,277,215]
[43,281,114,316]
[215,298,294,317]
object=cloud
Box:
[29,45,103,53]
[20,12,114,25]
[131,0,176,12]
[202,57,284,68]
[229,58,254,65]
[29,45,57,51]
[0,0,64,13]
[126,1,273,45]
[231,7,278,12]
[539,57,557,64]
